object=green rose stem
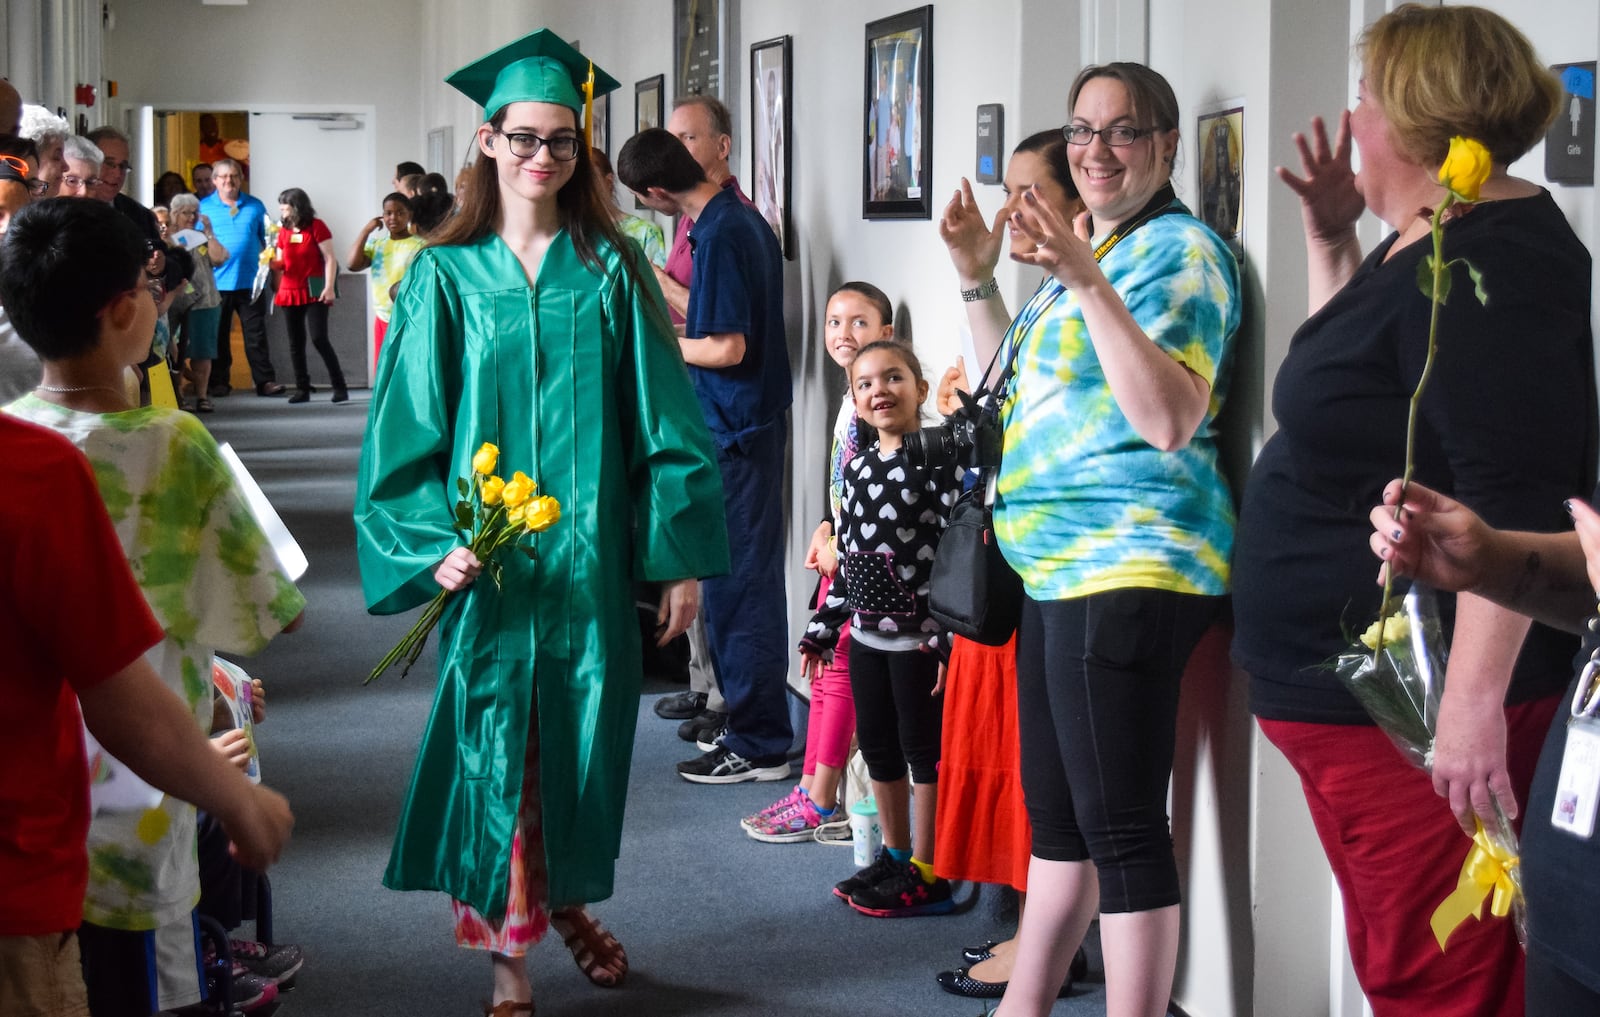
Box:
[1372,182,1487,661]
[1373,195,1453,661]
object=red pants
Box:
[1259,693,1560,1017]
[372,317,388,373]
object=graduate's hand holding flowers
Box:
[369,441,562,683]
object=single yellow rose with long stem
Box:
[1373,136,1492,657]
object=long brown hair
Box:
[431,107,656,305]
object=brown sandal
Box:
[482,1002,534,1017]
[550,907,627,987]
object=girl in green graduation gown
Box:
[353,31,728,1015]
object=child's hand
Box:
[932,662,947,697]
[434,546,482,591]
[223,784,294,871]
[936,357,970,418]
[816,543,838,577]
[804,520,832,573]
[799,649,824,681]
[211,728,252,773]
[250,678,266,724]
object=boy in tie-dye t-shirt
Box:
[1,197,304,1013]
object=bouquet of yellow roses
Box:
[367,442,560,684]
[1335,137,1524,952]
[251,220,283,303]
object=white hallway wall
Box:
[100,0,422,213]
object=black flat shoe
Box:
[936,968,1006,999]
[961,939,1000,964]
[331,387,349,403]
[936,947,1089,1001]
[287,389,310,404]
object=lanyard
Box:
[1090,184,1180,261]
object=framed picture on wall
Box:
[590,92,610,157]
[863,5,933,220]
[751,35,793,259]
[636,74,665,132]
[1196,103,1244,253]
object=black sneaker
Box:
[677,708,727,743]
[677,745,790,784]
[832,847,902,901]
[230,938,305,986]
[695,725,728,752]
[654,689,707,719]
[848,861,955,917]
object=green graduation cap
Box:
[446,29,621,119]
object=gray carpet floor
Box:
[205,393,1109,1016]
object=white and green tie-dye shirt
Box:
[5,395,304,930]
[993,211,1240,600]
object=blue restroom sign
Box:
[1547,62,1595,186]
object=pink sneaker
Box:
[746,790,827,843]
[739,784,804,833]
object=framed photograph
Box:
[863,6,933,219]
[636,74,665,133]
[1196,104,1244,251]
[590,92,610,157]
[751,35,793,258]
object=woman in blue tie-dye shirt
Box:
[955,63,1240,1017]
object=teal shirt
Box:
[994,211,1240,600]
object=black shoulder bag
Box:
[927,339,1025,646]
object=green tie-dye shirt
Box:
[5,395,304,930]
[993,212,1240,600]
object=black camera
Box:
[902,387,1003,470]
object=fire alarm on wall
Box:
[74,83,97,107]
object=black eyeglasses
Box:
[1063,124,1155,147]
[494,130,580,162]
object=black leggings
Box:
[849,640,943,784]
[281,301,346,391]
[1016,588,1219,913]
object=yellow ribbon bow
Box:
[583,61,595,148]
[1428,817,1520,951]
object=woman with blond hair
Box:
[1233,6,1595,1014]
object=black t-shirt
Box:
[1234,191,1596,723]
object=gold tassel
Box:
[583,61,595,148]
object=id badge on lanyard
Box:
[1552,654,1600,839]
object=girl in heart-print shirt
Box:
[798,340,961,917]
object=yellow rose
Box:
[506,503,525,525]
[1438,137,1491,202]
[501,471,535,509]
[523,495,561,533]
[472,442,500,475]
[1359,613,1412,650]
[480,475,505,505]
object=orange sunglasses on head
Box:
[0,154,49,196]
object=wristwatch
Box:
[960,278,1000,302]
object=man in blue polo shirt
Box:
[200,159,284,396]
[618,128,793,784]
